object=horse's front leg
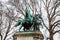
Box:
[23,27,25,31]
[19,25,22,32]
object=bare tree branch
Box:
[41,0,46,7]
[52,20,60,27]
[52,23,60,30]
[41,18,49,30]
[9,1,25,16]
[50,1,60,19]
[48,0,51,8]
[3,18,11,40]
[53,30,60,35]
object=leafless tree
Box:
[41,0,60,40]
[0,1,22,40]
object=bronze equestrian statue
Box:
[15,7,43,31]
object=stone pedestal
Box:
[13,31,44,40]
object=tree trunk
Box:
[49,31,53,40]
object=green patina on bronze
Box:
[15,7,43,31]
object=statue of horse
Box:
[15,7,43,31]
